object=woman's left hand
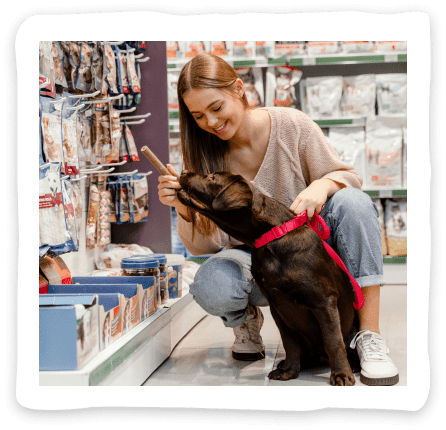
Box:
[290,179,337,218]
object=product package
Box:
[123,123,140,161]
[341,74,376,118]
[183,41,206,59]
[107,178,118,224]
[39,41,55,97]
[77,107,93,162]
[232,41,256,57]
[39,163,76,257]
[274,41,307,57]
[61,102,80,175]
[131,174,149,222]
[265,66,303,109]
[51,41,68,88]
[90,41,104,94]
[75,41,93,92]
[86,177,100,247]
[305,76,344,119]
[114,46,130,94]
[384,199,407,256]
[342,41,375,53]
[68,42,81,93]
[61,178,79,249]
[203,41,230,58]
[365,117,403,188]
[307,41,344,55]
[124,175,136,223]
[328,127,366,182]
[119,125,130,162]
[236,67,264,108]
[103,41,119,96]
[60,42,74,91]
[96,174,111,246]
[39,254,72,285]
[96,243,153,270]
[166,41,183,60]
[372,198,388,256]
[118,177,130,223]
[376,73,407,117]
[126,44,141,94]
[107,108,121,163]
[375,41,407,52]
[70,179,83,235]
[255,41,275,57]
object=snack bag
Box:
[77,108,93,162]
[61,102,80,175]
[62,178,79,249]
[119,177,130,223]
[119,125,130,162]
[100,109,111,159]
[274,41,307,57]
[70,179,83,233]
[372,198,388,255]
[126,43,141,94]
[90,41,103,93]
[132,174,149,222]
[376,73,407,117]
[107,108,121,163]
[97,174,111,246]
[124,175,135,223]
[265,66,303,109]
[328,127,366,182]
[235,67,264,108]
[75,41,93,92]
[52,41,68,88]
[384,199,407,256]
[307,41,343,55]
[343,41,374,53]
[39,163,75,257]
[305,76,343,119]
[107,178,118,224]
[133,59,142,108]
[68,42,81,92]
[376,41,407,52]
[341,74,376,118]
[103,41,119,96]
[365,117,403,188]
[39,41,55,97]
[114,46,130,94]
[256,41,275,57]
[123,123,140,161]
[86,177,100,247]
[233,41,256,57]
[60,41,74,90]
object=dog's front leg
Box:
[311,297,356,386]
[268,306,302,381]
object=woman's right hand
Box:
[157,164,182,208]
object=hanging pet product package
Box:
[131,174,149,222]
[235,67,264,108]
[103,41,119,96]
[51,41,68,89]
[265,66,303,110]
[86,176,100,247]
[61,101,80,175]
[61,178,79,250]
[97,174,112,246]
[123,123,140,161]
[39,41,55,97]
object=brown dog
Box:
[177,171,360,385]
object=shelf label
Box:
[385,54,398,63]
[303,57,316,66]
[380,190,393,198]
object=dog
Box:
[177,171,360,386]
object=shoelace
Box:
[350,330,390,362]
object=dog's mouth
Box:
[177,187,207,211]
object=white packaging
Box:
[343,41,374,53]
[274,41,307,57]
[265,66,303,109]
[375,41,407,52]
[384,199,407,256]
[307,41,343,55]
[329,127,366,182]
[305,76,344,119]
[365,117,403,188]
[376,73,407,117]
[341,74,376,118]
[41,110,64,171]
[236,67,264,108]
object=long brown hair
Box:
[177,52,251,237]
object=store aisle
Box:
[143,284,407,386]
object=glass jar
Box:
[151,254,168,304]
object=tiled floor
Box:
[142,284,407,386]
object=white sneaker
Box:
[350,330,399,386]
[232,305,265,361]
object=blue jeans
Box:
[189,187,384,328]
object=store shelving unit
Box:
[39,291,208,386]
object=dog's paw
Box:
[268,366,299,381]
[329,371,356,386]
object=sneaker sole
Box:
[360,373,399,386]
[232,350,265,361]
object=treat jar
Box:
[121,256,161,310]
[151,254,169,304]
[165,254,186,299]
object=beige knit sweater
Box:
[177,107,363,256]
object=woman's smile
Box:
[213,121,228,134]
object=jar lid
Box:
[151,253,167,264]
[121,256,159,269]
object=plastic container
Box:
[151,254,169,304]
[121,256,161,310]
[165,254,186,299]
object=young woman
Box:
[158,52,399,386]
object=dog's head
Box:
[177,171,268,245]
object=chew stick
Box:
[141,146,173,177]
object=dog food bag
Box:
[39,41,55,96]
[305,76,344,119]
[62,178,79,249]
[236,67,264,108]
[376,73,407,117]
[126,44,141,94]
[274,41,307,57]
[75,41,93,92]
[232,41,256,58]
[123,123,140,161]
[328,127,366,181]
[402,125,407,189]
[265,66,303,109]
[68,42,81,92]
[342,41,374,53]
[341,74,376,118]
[52,41,68,88]
[103,42,119,96]
[39,163,76,257]
[384,198,407,256]
[86,178,100,247]
[132,174,149,222]
[372,198,388,255]
[376,41,407,52]
[365,117,403,188]
[307,41,344,55]
[256,41,275,57]
[61,103,80,176]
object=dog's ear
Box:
[212,179,253,211]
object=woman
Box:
[158,52,399,386]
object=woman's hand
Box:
[290,179,341,218]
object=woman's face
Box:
[183,81,246,140]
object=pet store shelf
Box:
[39,292,208,386]
[363,189,407,198]
[314,117,368,127]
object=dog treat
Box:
[62,178,79,248]
[61,103,80,176]
[376,73,407,117]
[97,174,111,246]
[103,41,119,95]
[86,178,100,246]
[123,123,139,161]
[384,199,407,256]
[70,179,83,233]
[107,108,121,163]
[141,146,171,176]
[341,74,376,118]
[52,42,68,88]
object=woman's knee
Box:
[328,187,378,222]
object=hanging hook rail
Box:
[110,41,125,45]
[118,107,137,114]
[102,169,139,177]
[67,103,86,111]
[136,57,150,63]
[49,97,67,105]
[68,90,100,99]
[39,162,52,169]
[71,175,88,182]
[120,119,145,125]
[120,112,151,120]
[93,160,127,168]
[79,166,104,173]
[87,167,116,175]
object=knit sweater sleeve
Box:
[296,111,363,189]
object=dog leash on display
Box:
[254,210,365,310]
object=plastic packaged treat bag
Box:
[70,179,83,233]
[90,42,103,93]
[61,102,80,176]
[107,108,121,163]
[119,125,130,162]
[62,178,79,249]
[124,175,135,223]
[40,95,65,172]
[372,198,388,256]
[232,41,256,57]
[236,67,264,108]
[132,174,149,222]
[376,41,407,52]
[68,42,81,92]
[384,198,407,256]
[39,163,75,257]
[265,66,303,109]
[365,117,403,188]
[376,73,407,117]
[126,43,141,94]
[52,42,68,88]
[328,127,366,182]
[75,41,93,92]
[97,174,111,246]
[274,41,307,57]
[123,123,140,161]
[305,76,344,119]
[307,41,344,55]
[342,41,374,53]
[114,46,130,94]
[77,108,93,162]
[341,74,376,118]
[103,42,119,96]
[91,107,103,164]
[86,177,100,247]
[39,41,55,97]
[119,177,130,223]
[107,178,118,224]
[60,42,74,91]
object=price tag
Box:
[385,54,398,63]
[379,190,393,198]
[303,57,316,66]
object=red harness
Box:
[254,210,364,310]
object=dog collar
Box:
[254,210,364,310]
